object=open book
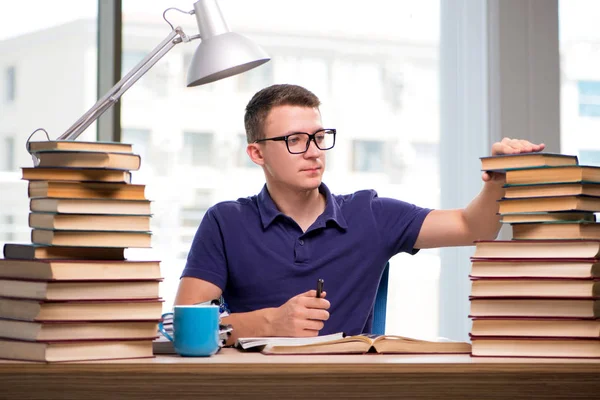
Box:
[236,333,471,355]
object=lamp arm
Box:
[57,28,187,141]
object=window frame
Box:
[102,0,562,341]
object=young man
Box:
[175,84,544,343]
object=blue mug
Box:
[158,305,220,357]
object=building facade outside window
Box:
[5,66,15,102]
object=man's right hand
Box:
[266,290,331,337]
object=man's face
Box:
[253,105,327,191]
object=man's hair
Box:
[244,84,321,143]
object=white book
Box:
[236,332,345,350]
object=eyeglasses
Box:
[254,129,336,154]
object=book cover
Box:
[28,213,151,232]
[0,298,164,321]
[469,277,600,298]
[29,198,152,215]
[0,259,161,281]
[473,239,600,259]
[27,181,146,200]
[28,141,133,154]
[22,167,132,183]
[470,318,600,338]
[511,221,600,240]
[35,151,141,171]
[0,338,154,362]
[499,211,596,224]
[505,165,600,185]
[504,181,600,199]
[0,319,159,341]
[470,336,600,358]
[480,153,578,172]
[2,243,126,260]
[498,194,600,214]
[0,278,162,301]
[31,229,152,248]
[469,298,599,318]
[470,257,600,278]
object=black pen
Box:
[316,278,324,298]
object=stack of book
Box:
[470,153,600,358]
[0,141,163,362]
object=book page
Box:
[236,332,344,350]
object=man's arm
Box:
[414,181,504,248]
[174,277,330,345]
[414,138,546,249]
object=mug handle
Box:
[158,312,174,342]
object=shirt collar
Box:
[257,183,348,231]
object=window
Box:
[237,134,255,168]
[123,51,169,96]
[560,2,600,157]
[237,59,274,92]
[183,132,214,167]
[1,215,14,242]
[276,56,329,96]
[5,66,15,102]
[382,65,405,112]
[3,137,14,171]
[352,140,385,172]
[122,128,151,162]
[121,0,441,335]
[178,189,212,259]
[577,81,600,117]
[0,0,98,253]
[578,149,600,166]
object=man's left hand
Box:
[482,137,546,182]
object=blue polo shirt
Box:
[181,183,432,336]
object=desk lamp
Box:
[26,0,270,162]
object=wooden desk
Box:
[0,349,598,399]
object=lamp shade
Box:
[186,32,270,87]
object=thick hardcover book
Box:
[22,167,132,183]
[28,181,146,200]
[498,194,600,214]
[480,153,577,172]
[504,182,600,199]
[469,298,599,318]
[0,259,160,281]
[0,338,154,362]
[500,211,596,224]
[473,239,600,259]
[2,243,125,260]
[35,151,141,171]
[30,198,151,215]
[505,165,600,185]
[28,141,133,153]
[470,336,600,358]
[28,213,151,232]
[470,277,600,298]
[0,279,161,301]
[470,318,600,338]
[511,221,600,240]
[470,257,600,279]
[0,319,159,341]
[0,298,164,321]
[31,229,152,248]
